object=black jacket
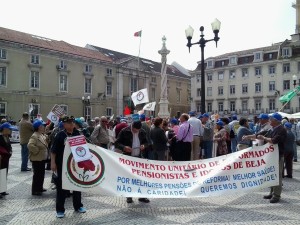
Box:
[115,126,148,156]
[150,126,168,151]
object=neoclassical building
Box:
[0,27,190,121]
[191,2,300,118]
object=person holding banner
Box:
[0,122,13,197]
[115,120,149,204]
[51,116,86,218]
[257,112,287,203]
[28,120,48,196]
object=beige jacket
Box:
[28,132,48,161]
[19,119,34,144]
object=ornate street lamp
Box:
[185,19,221,113]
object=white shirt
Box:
[188,116,203,136]
[131,131,140,156]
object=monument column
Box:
[158,36,170,118]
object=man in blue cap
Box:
[243,113,271,141]
[257,112,287,203]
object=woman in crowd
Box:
[150,117,168,161]
[0,122,13,197]
[28,120,48,196]
[213,120,228,156]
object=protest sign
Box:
[47,104,65,125]
[62,143,279,198]
[67,135,92,163]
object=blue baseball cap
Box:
[202,113,209,118]
[189,111,196,116]
[258,113,269,120]
[0,122,14,130]
[197,115,203,119]
[74,118,83,127]
[139,114,146,120]
[284,122,292,129]
[170,118,178,125]
[270,113,282,122]
[33,120,46,129]
[216,120,224,126]
[232,115,237,120]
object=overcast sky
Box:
[1,0,295,70]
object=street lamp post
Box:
[185,19,221,113]
[293,74,299,88]
[82,96,90,119]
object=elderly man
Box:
[90,116,110,148]
[19,112,34,171]
[201,113,214,159]
[257,112,287,203]
[115,120,149,204]
[188,111,202,160]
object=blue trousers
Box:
[293,142,298,160]
[231,137,237,153]
[203,141,213,159]
[20,144,29,170]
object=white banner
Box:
[131,88,149,106]
[47,104,65,125]
[143,102,156,111]
[0,169,7,193]
[62,143,279,198]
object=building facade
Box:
[0,27,190,121]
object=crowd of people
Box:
[0,110,299,218]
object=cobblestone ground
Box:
[0,144,300,225]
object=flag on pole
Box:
[143,102,156,111]
[131,88,149,106]
[134,30,142,37]
[279,86,300,103]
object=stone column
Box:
[158,36,170,118]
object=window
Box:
[0,102,6,115]
[106,68,112,76]
[59,75,68,92]
[106,81,112,96]
[230,85,235,94]
[196,75,201,82]
[218,71,224,80]
[197,88,201,97]
[285,102,291,110]
[196,103,201,113]
[255,100,261,110]
[85,106,91,120]
[106,107,113,117]
[207,87,212,96]
[230,101,235,112]
[60,60,67,69]
[282,48,290,57]
[207,60,213,68]
[221,61,225,67]
[243,57,249,63]
[84,78,92,94]
[0,49,6,59]
[255,83,261,92]
[177,89,181,103]
[218,86,223,95]
[207,103,212,112]
[269,65,276,74]
[130,78,138,92]
[255,67,261,76]
[31,55,39,64]
[242,100,248,111]
[85,64,92,73]
[242,84,248,93]
[30,71,39,89]
[207,73,212,81]
[283,80,290,90]
[242,68,248,77]
[229,57,236,65]
[218,102,223,112]
[151,76,156,83]
[151,87,156,100]
[255,52,261,61]
[0,67,6,86]
[59,105,68,115]
[269,81,275,91]
[268,53,273,60]
[229,70,235,79]
[283,63,290,73]
[269,99,276,111]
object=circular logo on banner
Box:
[146,103,152,109]
[75,146,86,157]
[137,91,144,101]
[66,149,105,187]
[51,115,58,122]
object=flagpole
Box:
[137,30,142,74]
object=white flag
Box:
[131,88,149,106]
[143,101,156,111]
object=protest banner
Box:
[47,104,65,125]
[0,169,7,193]
[62,143,279,198]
